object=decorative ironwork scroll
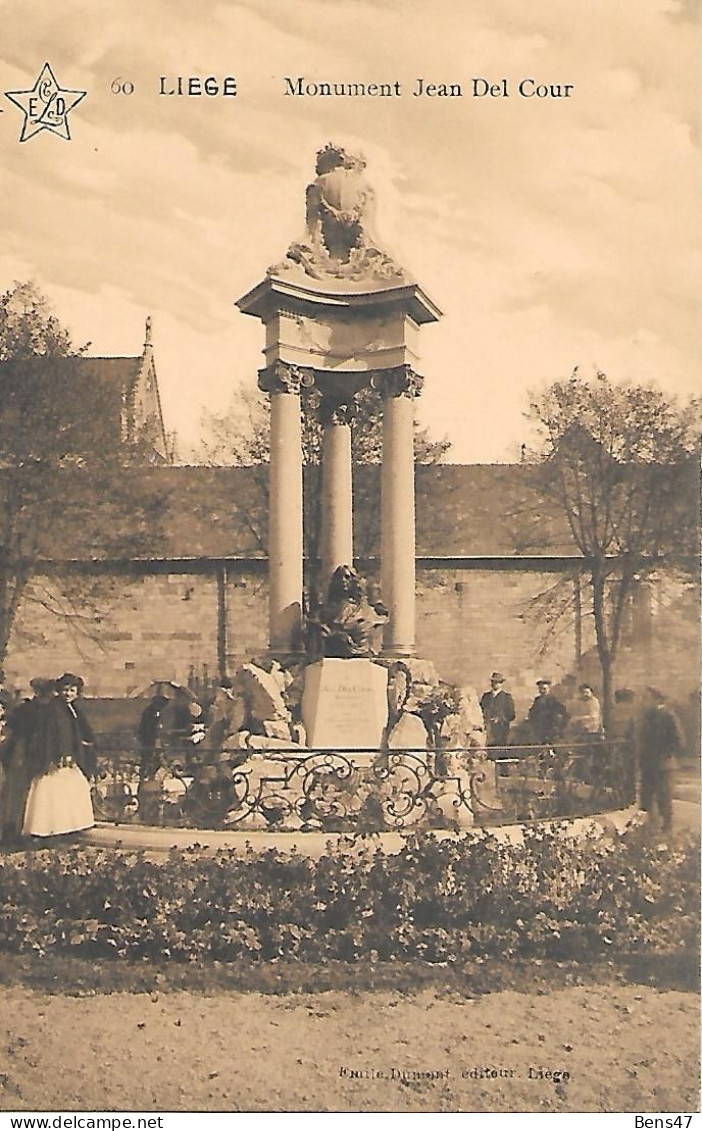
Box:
[91,740,634,834]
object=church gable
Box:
[122,317,168,463]
[0,317,170,465]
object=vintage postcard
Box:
[0,0,699,1121]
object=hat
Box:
[490,672,505,683]
[57,672,84,692]
[30,677,56,694]
[536,678,551,687]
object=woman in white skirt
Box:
[23,673,96,838]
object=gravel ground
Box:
[0,982,698,1113]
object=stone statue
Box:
[306,564,389,659]
[441,685,487,751]
[270,143,407,285]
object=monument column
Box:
[319,394,355,586]
[257,362,308,655]
[377,366,424,657]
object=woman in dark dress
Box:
[0,678,56,844]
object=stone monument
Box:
[236,143,442,666]
[300,563,389,749]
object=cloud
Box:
[0,0,697,463]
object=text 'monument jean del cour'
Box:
[283,77,575,98]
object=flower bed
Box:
[0,827,697,964]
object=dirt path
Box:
[0,983,698,1113]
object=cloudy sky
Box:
[0,0,698,463]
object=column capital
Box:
[318,393,357,427]
[371,365,424,400]
[257,360,315,396]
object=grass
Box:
[0,947,697,1000]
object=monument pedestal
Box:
[301,658,389,750]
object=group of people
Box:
[0,665,687,842]
[0,673,96,845]
[478,672,602,747]
[478,670,685,833]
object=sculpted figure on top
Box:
[270,144,408,285]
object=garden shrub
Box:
[0,826,697,964]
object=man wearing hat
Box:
[479,672,516,747]
[527,679,569,746]
[639,688,684,834]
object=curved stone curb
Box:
[80,805,643,859]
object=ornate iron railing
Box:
[91,739,636,833]
[489,740,636,823]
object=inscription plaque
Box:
[301,658,389,749]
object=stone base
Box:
[301,658,389,749]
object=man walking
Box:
[479,672,516,747]
[639,688,684,834]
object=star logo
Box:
[5,62,86,142]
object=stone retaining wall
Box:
[4,562,698,711]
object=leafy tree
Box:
[198,382,450,592]
[526,369,700,728]
[0,282,165,670]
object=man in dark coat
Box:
[137,694,169,784]
[639,688,684,833]
[479,672,516,747]
[527,679,569,745]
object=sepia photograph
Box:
[0,0,699,1118]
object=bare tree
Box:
[526,369,700,728]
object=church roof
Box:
[0,338,169,463]
[0,354,140,390]
[54,355,142,388]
